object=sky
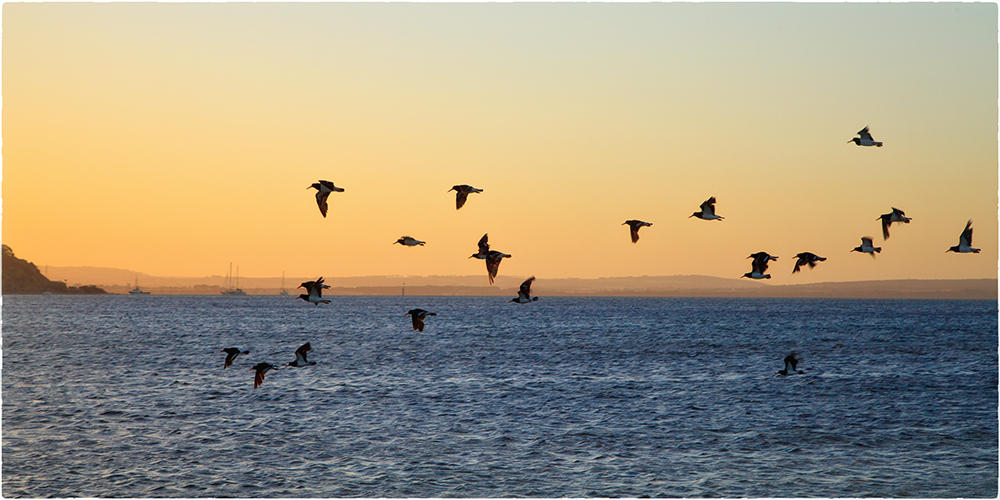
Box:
[3,2,997,285]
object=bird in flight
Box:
[742,252,777,280]
[286,343,316,367]
[852,237,882,258]
[404,309,437,332]
[777,353,804,375]
[448,185,483,210]
[792,252,826,273]
[622,220,652,243]
[296,277,331,305]
[877,207,911,240]
[395,236,426,247]
[849,126,883,147]
[250,362,278,388]
[220,348,249,369]
[946,220,980,254]
[509,276,539,304]
[308,180,345,218]
[689,197,724,221]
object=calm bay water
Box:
[2,294,997,497]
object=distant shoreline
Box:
[9,278,996,300]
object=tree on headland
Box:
[2,245,106,294]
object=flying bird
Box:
[852,237,882,258]
[849,126,883,147]
[877,207,911,240]
[792,252,827,273]
[296,277,331,305]
[622,220,652,243]
[946,220,980,254]
[395,236,426,247]
[308,180,345,218]
[777,353,804,376]
[469,233,490,260]
[689,197,724,221]
[742,252,777,280]
[220,348,249,369]
[250,362,278,389]
[509,276,539,304]
[286,343,316,367]
[404,309,437,332]
[485,250,511,285]
[448,185,483,210]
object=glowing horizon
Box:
[3,3,997,285]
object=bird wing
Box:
[477,234,490,255]
[295,343,311,364]
[700,197,716,214]
[792,256,805,273]
[880,214,891,239]
[486,252,506,284]
[629,224,640,243]
[859,126,873,140]
[456,191,469,209]
[315,190,330,218]
[961,221,974,245]
[862,237,874,247]
[519,276,535,297]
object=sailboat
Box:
[221,263,247,296]
[129,276,151,295]
[278,271,289,296]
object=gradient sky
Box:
[3,3,997,284]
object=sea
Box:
[2,295,997,498]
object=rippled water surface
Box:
[3,295,997,497]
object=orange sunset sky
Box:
[2,2,997,285]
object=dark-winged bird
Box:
[848,126,882,147]
[220,348,249,369]
[296,277,331,305]
[286,343,316,367]
[622,220,652,243]
[792,252,826,273]
[742,252,777,280]
[469,233,490,260]
[509,276,539,304]
[852,237,881,258]
[689,196,724,220]
[877,207,911,240]
[777,353,804,375]
[308,180,345,218]
[250,362,278,388]
[404,309,437,332]
[946,220,980,254]
[394,236,426,246]
[448,185,483,210]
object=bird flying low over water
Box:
[308,180,344,218]
[448,185,483,210]
[623,220,652,243]
[469,233,490,260]
[296,277,331,305]
[404,309,437,332]
[743,252,777,280]
[777,353,804,375]
[395,236,426,247]
[849,126,883,147]
[220,348,249,369]
[510,276,539,304]
[877,207,911,240]
[250,362,278,388]
[286,343,316,367]
[485,250,511,285]
[689,197,724,220]
[947,220,980,254]
[852,237,882,258]
[792,252,827,273]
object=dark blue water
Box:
[3,295,997,497]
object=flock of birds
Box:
[223,126,981,386]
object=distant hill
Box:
[40,265,997,299]
[2,246,106,294]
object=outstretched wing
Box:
[295,343,311,364]
[315,191,330,218]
